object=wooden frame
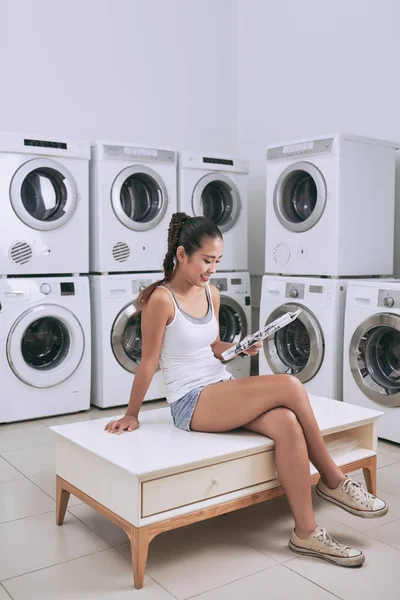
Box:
[56,454,376,589]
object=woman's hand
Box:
[104,415,140,435]
[242,341,262,356]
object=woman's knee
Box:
[268,407,303,441]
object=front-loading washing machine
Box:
[0,276,91,423]
[343,280,400,443]
[0,132,90,276]
[265,134,398,277]
[89,274,166,408]
[90,142,177,273]
[259,275,347,400]
[211,271,251,379]
[178,152,249,271]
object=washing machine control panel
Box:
[378,289,400,308]
[103,145,175,163]
[285,283,305,299]
[267,137,334,160]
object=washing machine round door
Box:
[218,296,248,343]
[273,161,327,233]
[7,304,85,388]
[263,303,324,382]
[111,166,168,232]
[349,313,400,407]
[10,159,79,231]
[111,302,161,373]
[192,174,241,234]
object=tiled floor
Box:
[1,402,400,599]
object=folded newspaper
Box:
[221,308,302,362]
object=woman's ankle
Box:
[294,525,317,539]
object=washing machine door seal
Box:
[10,158,79,231]
[218,296,248,344]
[111,165,168,232]
[7,304,85,388]
[111,301,161,374]
[192,173,241,234]
[263,302,324,382]
[273,161,327,233]
[349,313,400,407]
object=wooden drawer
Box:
[141,450,276,517]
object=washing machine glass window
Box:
[349,313,400,407]
[10,158,79,231]
[192,173,241,233]
[6,304,85,388]
[264,303,324,382]
[273,161,327,233]
[111,165,168,232]
[219,296,248,343]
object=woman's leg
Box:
[244,407,317,537]
[191,375,344,489]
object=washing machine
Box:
[90,142,177,273]
[0,132,89,276]
[89,274,166,408]
[0,276,91,423]
[265,134,398,277]
[343,280,400,443]
[259,276,348,400]
[210,272,251,379]
[178,152,249,271]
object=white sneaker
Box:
[289,526,365,567]
[316,476,388,518]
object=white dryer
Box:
[265,134,398,277]
[210,272,251,379]
[89,274,166,408]
[0,276,91,423]
[259,276,347,400]
[90,142,177,273]
[178,152,249,271]
[0,132,89,276]
[343,280,400,443]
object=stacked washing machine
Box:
[0,132,91,422]
[178,152,251,379]
[259,134,399,435]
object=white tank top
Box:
[159,283,231,403]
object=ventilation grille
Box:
[273,242,290,267]
[9,241,33,265]
[112,242,130,263]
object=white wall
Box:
[0,0,237,153]
[238,0,400,301]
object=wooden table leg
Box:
[362,455,377,495]
[129,525,151,589]
[56,475,70,525]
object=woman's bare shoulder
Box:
[143,286,174,321]
[209,283,220,299]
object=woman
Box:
[105,212,387,567]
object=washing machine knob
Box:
[139,284,146,293]
[290,289,299,298]
[384,296,394,307]
[40,283,52,295]
[216,283,222,291]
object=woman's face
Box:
[177,236,223,287]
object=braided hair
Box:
[135,212,222,311]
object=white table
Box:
[52,395,382,589]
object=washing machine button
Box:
[40,283,52,295]
[383,296,394,307]
[290,288,299,298]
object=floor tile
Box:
[0,585,11,599]
[0,478,55,523]
[68,504,129,547]
[29,473,83,507]
[378,439,400,460]
[1,444,55,478]
[366,517,400,551]
[0,422,55,453]
[117,518,277,600]
[0,510,110,581]
[39,408,98,427]
[376,462,400,496]
[377,452,399,469]
[3,548,174,599]
[190,564,338,600]
[287,515,400,600]
[0,456,24,483]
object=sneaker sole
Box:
[289,540,365,567]
[315,486,389,519]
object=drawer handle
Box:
[212,478,221,485]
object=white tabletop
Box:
[51,395,382,478]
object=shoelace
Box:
[342,478,373,507]
[314,528,350,554]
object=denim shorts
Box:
[170,377,234,432]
